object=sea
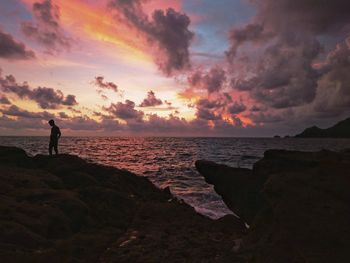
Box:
[1,136,350,219]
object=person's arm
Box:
[57,127,61,139]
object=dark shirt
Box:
[50,125,61,141]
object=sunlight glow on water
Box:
[1,137,350,219]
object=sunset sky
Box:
[1,0,350,136]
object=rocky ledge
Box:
[3,145,350,263]
[196,149,350,262]
[0,146,245,263]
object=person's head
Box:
[48,119,55,126]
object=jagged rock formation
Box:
[0,146,245,263]
[4,144,350,262]
[196,149,350,262]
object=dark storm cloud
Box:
[195,98,224,121]
[63,95,77,106]
[196,98,224,109]
[31,0,59,28]
[250,105,265,112]
[0,71,77,109]
[187,66,227,94]
[187,70,202,87]
[228,0,350,57]
[108,0,194,75]
[252,0,350,35]
[104,99,144,120]
[150,9,194,75]
[202,67,226,93]
[21,0,71,52]
[240,37,321,109]
[230,33,322,108]
[226,23,269,60]
[227,0,350,117]
[194,94,247,121]
[228,100,247,114]
[139,113,189,133]
[312,37,350,117]
[93,76,118,93]
[0,29,35,60]
[139,90,162,107]
[196,108,221,120]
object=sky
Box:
[0,0,350,136]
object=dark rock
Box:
[196,149,350,262]
[195,160,264,224]
[0,146,245,262]
[0,146,29,165]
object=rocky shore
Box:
[0,146,244,263]
[2,145,350,262]
[196,149,350,262]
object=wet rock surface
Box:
[0,146,245,263]
[196,149,350,262]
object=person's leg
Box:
[54,140,58,155]
[49,141,53,156]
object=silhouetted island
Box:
[295,117,350,138]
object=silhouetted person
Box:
[48,119,61,156]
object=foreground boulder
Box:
[0,146,245,263]
[195,160,264,224]
[196,149,350,262]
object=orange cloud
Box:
[21,0,153,63]
[21,0,186,65]
[220,113,252,128]
[238,115,254,127]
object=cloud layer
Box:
[139,90,163,107]
[21,0,71,53]
[109,0,194,75]
[225,0,350,124]
[0,70,77,109]
[1,0,350,136]
[93,76,118,93]
[0,29,35,60]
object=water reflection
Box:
[1,136,350,219]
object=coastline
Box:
[2,136,350,221]
[1,145,350,262]
[196,148,350,262]
[0,146,244,262]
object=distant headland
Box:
[295,117,350,138]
